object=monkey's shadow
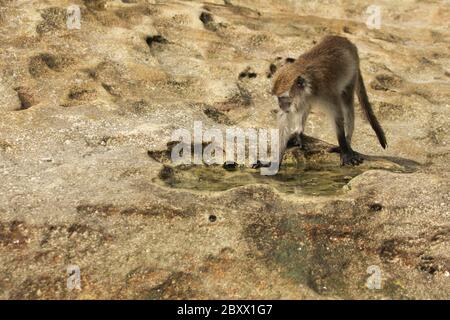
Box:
[291,134,420,171]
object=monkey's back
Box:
[297,36,359,95]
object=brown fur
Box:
[272,36,358,96]
[271,35,386,166]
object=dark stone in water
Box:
[223,161,238,171]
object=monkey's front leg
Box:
[287,103,310,149]
[279,110,294,163]
[253,111,293,173]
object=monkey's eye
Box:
[296,76,306,89]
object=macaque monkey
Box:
[271,35,387,166]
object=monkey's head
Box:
[271,63,312,113]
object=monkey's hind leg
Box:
[328,81,356,155]
[331,97,363,166]
[342,80,355,145]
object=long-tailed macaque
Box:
[271,35,387,166]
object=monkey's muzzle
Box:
[277,96,292,112]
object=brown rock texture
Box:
[0,0,449,299]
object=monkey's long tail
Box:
[356,69,387,149]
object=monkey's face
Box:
[272,62,312,112]
[275,76,309,113]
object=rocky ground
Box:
[0,0,449,299]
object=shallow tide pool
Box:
[155,162,372,196]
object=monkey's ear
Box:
[296,76,306,89]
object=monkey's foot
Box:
[251,160,272,169]
[287,132,305,149]
[340,151,363,166]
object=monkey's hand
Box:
[340,150,363,166]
